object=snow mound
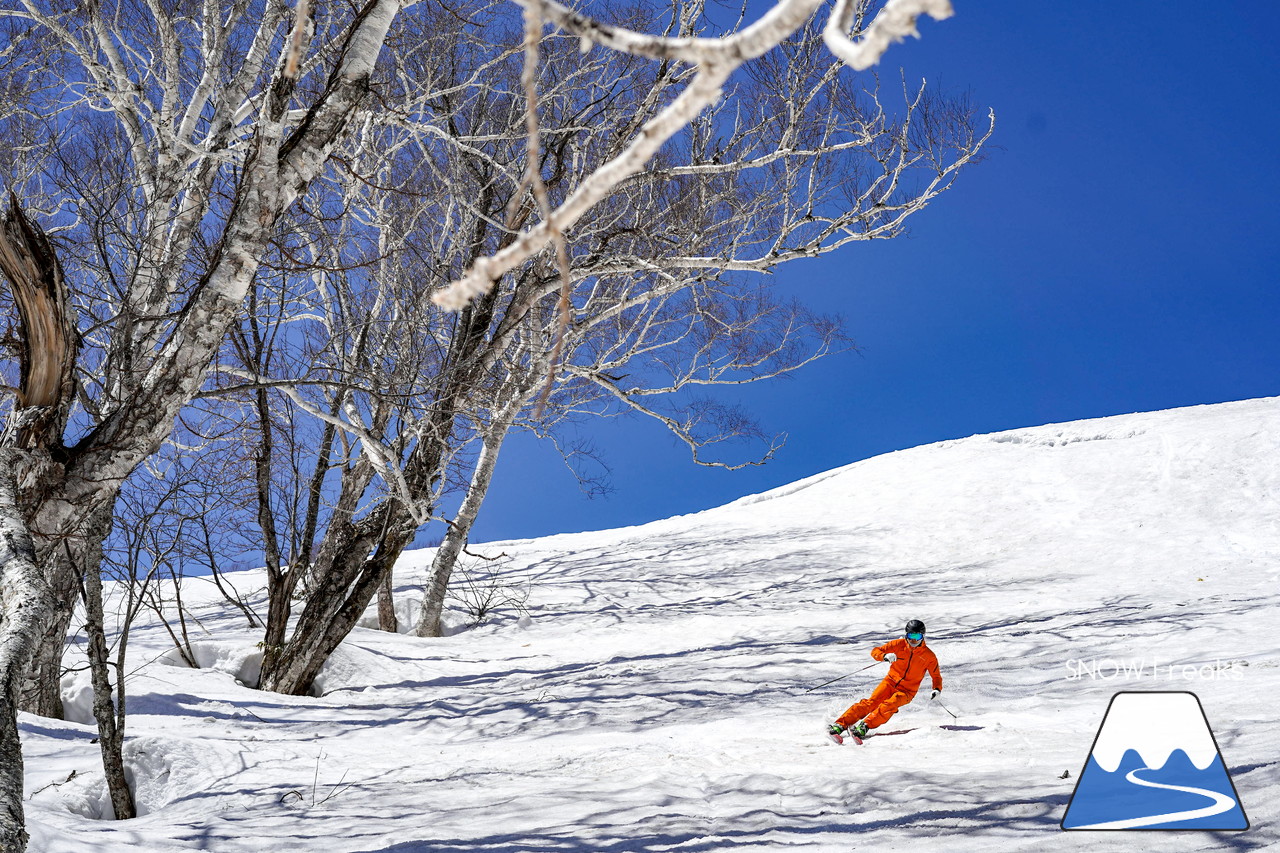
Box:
[59,670,97,726]
[158,641,264,687]
[123,735,243,817]
[309,639,426,696]
[53,735,240,821]
[355,593,425,634]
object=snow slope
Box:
[21,397,1280,851]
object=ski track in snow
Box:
[19,397,1280,852]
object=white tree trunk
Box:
[0,462,51,851]
[415,403,520,638]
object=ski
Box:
[828,723,982,744]
[826,725,862,745]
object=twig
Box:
[28,770,78,800]
[460,546,509,562]
[313,770,353,807]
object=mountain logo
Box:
[1061,691,1249,830]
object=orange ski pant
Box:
[836,680,912,730]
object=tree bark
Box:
[0,463,51,852]
[0,197,79,721]
[19,498,117,720]
[16,574,72,720]
[376,567,398,633]
[259,568,297,681]
[415,405,518,638]
[259,518,415,695]
[80,557,135,820]
[0,195,77,451]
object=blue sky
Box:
[464,2,1280,544]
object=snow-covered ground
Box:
[22,397,1280,851]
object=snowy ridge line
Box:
[463,396,1280,552]
[985,427,1146,448]
[720,462,864,508]
[939,396,1280,449]
[713,397,1280,516]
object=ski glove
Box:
[882,653,897,663]
[930,689,941,700]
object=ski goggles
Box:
[906,632,924,642]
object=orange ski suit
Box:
[836,638,943,731]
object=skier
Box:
[828,619,943,742]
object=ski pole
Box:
[803,661,880,693]
[932,694,959,719]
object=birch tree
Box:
[0,2,404,847]
[0,0,977,846]
[193,0,988,690]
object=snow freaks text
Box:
[1064,659,1245,681]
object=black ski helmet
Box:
[905,619,926,636]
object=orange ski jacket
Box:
[871,638,943,697]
